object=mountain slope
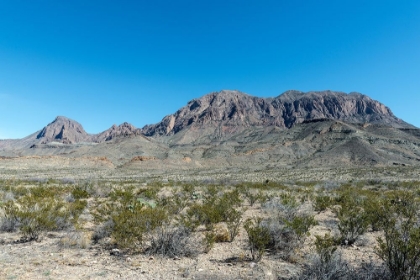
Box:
[142,90,412,143]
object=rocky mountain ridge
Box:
[1,90,413,147]
[0,90,419,169]
[0,116,143,150]
[142,90,411,139]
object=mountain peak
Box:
[93,122,142,142]
[36,116,90,144]
[53,116,71,122]
[277,90,305,100]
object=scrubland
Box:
[1,176,420,280]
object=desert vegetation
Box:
[1,178,420,279]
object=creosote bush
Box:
[314,234,338,265]
[333,188,369,245]
[148,225,203,257]
[179,189,243,239]
[262,194,317,260]
[94,195,168,251]
[238,185,266,207]
[375,190,420,280]
[243,218,271,262]
[112,204,167,250]
[0,185,87,240]
[313,194,333,212]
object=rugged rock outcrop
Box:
[142,90,411,137]
[36,116,91,144]
[273,90,404,128]
[93,122,142,142]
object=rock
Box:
[93,122,143,142]
[129,156,156,162]
[110,249,120,256]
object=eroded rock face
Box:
[36,116,90,144]
[142,90,410,137]
[93,122,142,142]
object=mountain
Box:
[0,116,142,151]
[142,90,411,141]
[36,116,91,144]
[1,89,419,169]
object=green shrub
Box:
[333,188,369,245]
[138,187,159,200]
[93,187,169,251]
[109,187,135,204]
[243,188,265,207]
[334,204,369,245]
[2,195,72,240]
[226,208,242,242]
[68,199,88,227]
[204,231,216,253]
[377,219,420,280]
[314,194,333,212]
[314,234,338,265]
[111,202,167,251]
[243,218,271,262]
[376,190,420,280]
[180,190,243,231]
[158,190,189,214]
[71,186,90,199]
[30,185,58,198]
[363,194,383,232]
[285,215,318,240]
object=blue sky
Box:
[0,0,419,138]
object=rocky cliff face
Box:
[142,90,411,137]
[273,90,400,127]
[36,116,91,144]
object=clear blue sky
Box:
[1,0,419,138]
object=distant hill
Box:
[0,116,142,150]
